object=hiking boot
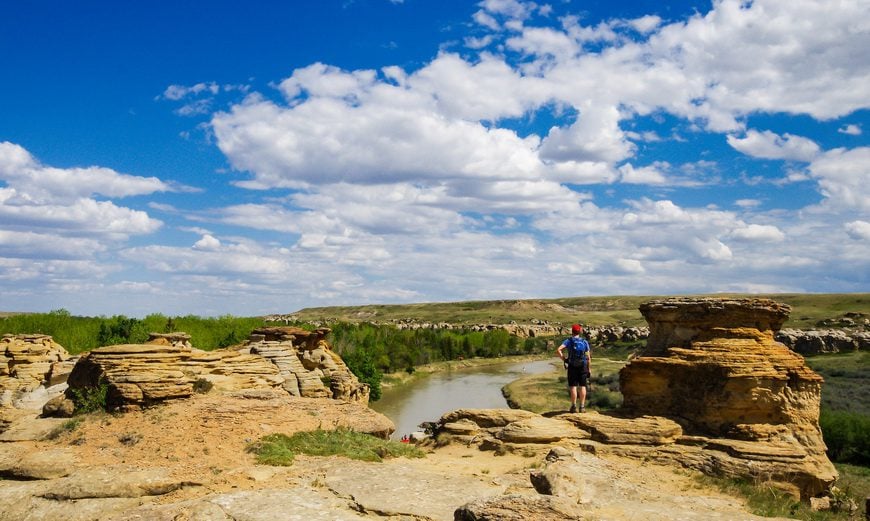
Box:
[569,404,577,413]
[579,405,586,413]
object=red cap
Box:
[571,324,582,334]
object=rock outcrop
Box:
[247,327,369,403]
[1,335,76,430]
[65,327,369,412]
[1,334,74,399]
[145,332,193,348]
[618,297,837,498]
[776,328,869,355]
[454,494,583,521]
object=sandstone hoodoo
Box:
[65,326,369,411]
[619,297,837,498]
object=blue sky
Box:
[1,0,868,317]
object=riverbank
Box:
[502,357,628,413]
[380,353,552,390]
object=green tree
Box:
[97,316,148,346]
[343,343,384,401]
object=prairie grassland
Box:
[292,293,870,329]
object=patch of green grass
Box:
[697,473,864,521]
[832,463,870,514]
[804,352,870,466]
[807,352,870,415]
[246,428,425,466]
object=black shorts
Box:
[567,366,589,387]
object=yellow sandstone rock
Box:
[619,297,837,498]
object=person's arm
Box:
[586,344,592,375]
[556,341,566,361]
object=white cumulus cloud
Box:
[845,220,870,241]
[727,130,820,162]
[809,147,870,210]
[838,124,862,136]
[730,224,786,242]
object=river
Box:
[370,358,556,438]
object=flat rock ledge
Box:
[436,407,834,501]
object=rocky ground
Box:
[0,391,792,521]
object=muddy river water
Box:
[370,358,556,438]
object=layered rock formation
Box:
[1,335,75,430]
[618,297,837,498]
[65,327,368,412]
[247,327,369,402]
[1,335,74,397]
[66,342,283,411]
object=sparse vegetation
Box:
[698,465,870,521]
[246,428,425,465]
[804,352,870,467]
[118,432,142,446]
[46,417,84,440]
[806,352,870,415]
[192,378,214,394]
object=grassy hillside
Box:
[291,293,870,329]
[806,351,870,416]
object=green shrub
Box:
[192,378,214,394]
[70,383,109,414]
[246,428,425,465]
[820,409,870,465]
[587,390,623,410]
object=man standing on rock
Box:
[557,324,591,413]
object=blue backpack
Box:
[566,337,589,369]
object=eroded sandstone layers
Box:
[1,334,73,397]
[65,326,369,411]
[1,334,76,431]
[619,297,836,497]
